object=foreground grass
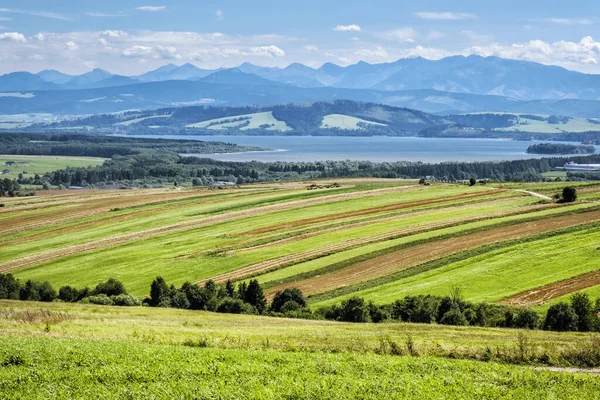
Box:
[2,301,600,367]
[2,336,599,400]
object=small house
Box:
[1,169,10,175]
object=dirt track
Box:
[263,208,600,297]
[500,270,600,307]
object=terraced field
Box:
[4,178,600,310]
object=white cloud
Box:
[35,33,44,41]
[414,12,476,20]
[102,30,128,38]
[0,8,70,21]
[355,46,388,58]
[86,12,127,17]
[136,6,166,12]
[122,45,153,57]
[333,24,361,32]
[467,36,600,72]
[216,10,223,20]
[64,41,78,50]
[378,28,417,42]
[304,45,318,52]
[0,32,27,43]
[539,18,594,25]
[248,45,285,57]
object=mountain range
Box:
[2,55,600,117]
[3,55,600,101]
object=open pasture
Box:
[0,155,106,181]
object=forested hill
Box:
[36,101,451,136]
[28,100,600,139]
[0,133,263,158]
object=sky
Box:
[1,0,600,75]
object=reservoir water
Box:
[140,134,592,163]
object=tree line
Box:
[3,273,599,333]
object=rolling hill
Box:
[31,100,600,138]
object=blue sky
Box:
[1,0,599,74]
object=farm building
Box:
[1,169,10,175]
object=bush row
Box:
[3,274,599,332]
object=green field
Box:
[186,111,292,132]
[320,114,388,130]
[0,155,106,181]
[3,179,600,310]
[1,301,600,399]
[4,179,600,397]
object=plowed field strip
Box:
[238,190,499,236]
[499,271,600,307]
[0,185,425,273]
[193,203,559,286]
[263,208,600,297]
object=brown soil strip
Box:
[0,185,423,273]
[193,202,561,286]
[240,190,499,236]
[262,208,600,297]
[499,270,600,307]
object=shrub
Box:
[270,288,307,313]
[19,280,56,302]
[281,300,302,314]
[93,278,127,297]
[440,306,468,326]
[217,298,256,314]
[243,280,267,314]
[338,297,371,323]
[390,295,438,323]
[561,186,577,203]
[182,283,210,310]
[368,301,388,323]
[544,303,578,331]
[149,276,170,307]
[514,309,540,330]
[0,274,21,300]
[171,291,190,309]
[81,294,114,306]
[111,294,141,307]
[58,285,90,303]
[571,292,594,332]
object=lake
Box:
[145,135,592,163]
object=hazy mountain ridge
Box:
[2,55,600,101]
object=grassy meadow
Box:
[0,155,106,181]
[1,301,600,398]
